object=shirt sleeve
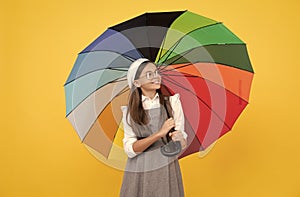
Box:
[169,93,188,140]
[121,106,138,158]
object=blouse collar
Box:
[141,92,159,102]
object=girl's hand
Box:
[157,118,175,138]
[169,131,187,149]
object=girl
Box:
[120,58,188,197]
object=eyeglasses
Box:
[139,70,160,80]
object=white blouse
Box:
[121,93,188,158]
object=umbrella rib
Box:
[160,72,204,79]
[160,73,196,77]
[162,76,232,130]
[108,68,128,71]
[114,86,130,97]
[64,67,128,86]
[158,61,247,74]
[179,116,203,157]
[157,46,214,72]
[157,62,192,74]
[159,40,182,65]
[78,49,140,60]
[160,46,196,67]
[156,33,167,65]
[159,63,192,72]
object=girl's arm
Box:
[122,106,138,158]
[132,118,175,154]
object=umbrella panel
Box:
[83,89,129,158]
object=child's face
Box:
[135,63,161,90]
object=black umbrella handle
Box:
[160,96,182,157]
[164,96,176,139]
[160,141,182,157]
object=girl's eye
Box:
[146,72,153,78]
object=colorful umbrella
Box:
[64,10,254,169]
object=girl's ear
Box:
[133,80,141,87]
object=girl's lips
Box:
[152,81,161,84]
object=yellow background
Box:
[1,0,300,196]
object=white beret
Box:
[127,58,150,89]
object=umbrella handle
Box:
[160,96,182,157]
[160,141,182,157]
[164,96,178,141]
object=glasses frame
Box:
[138,69,160,81]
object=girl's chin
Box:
[150,85,161,90]
[141,84,161,90]
[153,83,161,88]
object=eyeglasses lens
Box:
[146,70,159,80]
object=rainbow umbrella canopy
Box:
[64,10,254,169]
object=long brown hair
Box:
[126,61,165,126]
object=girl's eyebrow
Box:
[143,69,156,73]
